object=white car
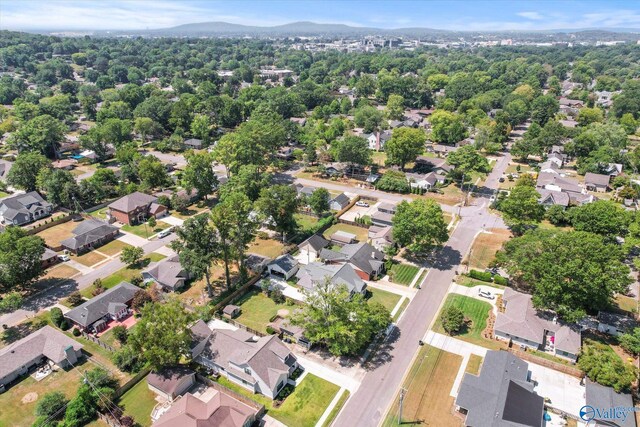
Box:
[157,228,173,238]
[355,201,369,207]
[58,254,70,262]
[478,289,495,300]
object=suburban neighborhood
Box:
[2,2,640,427]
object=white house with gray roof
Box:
[297,234,330,263]
[455,350,544,427]
[142,254,191,292]
[495,288,581,362]
[0,191,53,226]
[190,320,298,399]
[295,262,367,296]
[267,254,299,280]
[319,242,385,280]
[0,326,83,388]
[64,282,140,332]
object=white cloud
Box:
[517,11,544,20]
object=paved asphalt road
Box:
[0,234,177,327]
[333,152,511,427]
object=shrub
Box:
[112,325,128,344]
[72,328,81,336]
[67,291,84,307]
[469,269,493,282]
[50,307,64,328]
[257,231,269,240]
[131,289,151,310]
[130,275,144,287]
[493,275,508,286]
[35,391,68,418]
[266,326,277,335]
[92,285,105,297]
[59,320,70,331]
[270,288,285,304]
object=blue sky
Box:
[2,1,640,32]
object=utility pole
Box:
[398,387,407,425]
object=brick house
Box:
[107,192,167,225]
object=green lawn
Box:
[90,207,109,220]
[97,239,132,256]
[0,191,9,199]
[433,294,502,349]
[323,223,369,243]
[368,288,401,312]
[388,263,420,286]
[295,213,319,230]
[217,374,340,427]
[456,275,505,290]
[119,377,157,427]
[321,390,350,427]
[234,289,292,333]
[81,254,166,297]
[122,221,170,239]
[615,294,638,315]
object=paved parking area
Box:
[528,362,585,418]
[339,201,380,222]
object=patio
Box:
[95,313,138,337]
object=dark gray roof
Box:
[184,138,203,147]
[456,351,544,427]
[60,219,118,250]
[268,254,298,273]
[41,247,58,261]
[299,234,330,252]
[108,191,157,213]
[598,312,638,332]
[585,172,611,187]
[143,255,188,291]
[147,366,195,396]
[0,326,83,380]
[330,193,350,207]
[0,191,51,221]
[339,242,385,276]
[65,282,139,327]
[586,379,636,427]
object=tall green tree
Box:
[499,181,544,234]
[579,339,637,392]
[384,127,426,170]
[335,135,371,167]
[7,152,50,191]
[256,185,299,242]
[392,199,449,254]
[0,227,45,291]
[568,200,632,240]
[385,94,405,120]
[429,110,467,144]
[308,188,330,216]
[182,151,218,200]
[8,114,65,157]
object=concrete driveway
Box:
[266,276,306,302]
[340,201,380,221]
[528,362,585,418]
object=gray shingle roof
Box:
[298,234,330,252]
[586,379,636,427]
[108,191,157,213]
[0,191,51,222]
[65,282,139,328]
[330,193,350,207]
[268,254,298,273]
[0,326,83,380]
[60,219,118,250]
[296,262,366,294]
[456,351,544,427]
[338,242,385,276]
[143,255,188,291]
[585,172,611,187]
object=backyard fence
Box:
[25,213,72,236]
[212,313,265,337]
[114,367,151,398]
[213,273,263,312]
[503,348,582,377]
[81,331,116,353]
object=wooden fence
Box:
[81,331,116,353]
[25,213,72,237]
[213,313,265,337]
[114,367,151,398]
[213,273,263,312]
[503,348,582,377]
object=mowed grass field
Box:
[234,288,291,333]
[382,345,463,427]
[433,294,502,349]
[368,288,401,312]
[388,263,420,285]
[466,228,512,270]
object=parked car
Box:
[478,289,495,300]
[499,177,505,183]
[58,254,70,262]
[157,228,173,238]
[356,201,369,207]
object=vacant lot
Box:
[466,228,511,270]
[119,376,157,427]
[0,366,82,427]
[434,294,501,349]
[248,237,286,259]
[295,213,319,231]
[97,239,132,256]
[323,223,369,243]
[382,345,463,427]
[81,254,166,297]
[388,263,420,285]
[36,220,78,247]
[218,373,340,427]
[368,288,401,312]
[235,288,292,333]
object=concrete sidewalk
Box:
[316,388,348,427]
[294,354,362,393]
[423,330,488,358]
[366,280,416,299]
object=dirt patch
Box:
[277,308,290,317]
[21,392,38,404]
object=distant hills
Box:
[88,21,639,39]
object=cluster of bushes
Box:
[468,269,508,285]
[66,291,84,307]
[354,215,372,226]
[261,279,285,303]
[376,170,410,193]
[50,307,69,330]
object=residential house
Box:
[297,234,330,263]
[0,326,83,388]
[559,97,584,116]
[290,117,307,126]
[0,191,53,226]
[431,144,458,157]
[183,138,203,149]
[267,254,299,280]
[190,320,298,399]
[414,156,453,175]
[295,262,367,295]
[547,152,565,168]
[142,255,191,292]
[368,225,394,251]
[495,288,581,362]
[604,163,623,177]
[597,312,637,336]
[537,189,570,208]
[319,242,385,280]
[536,172,594,206]
[108,191,167,225]
[538,160,561,175]
[329,193,350,211]
[371,210,394,227]
[406,172,445,190]
[584,172,611,192]
[41,248,59,269]
[364,130,392,151]
[455,350,544,427]
[60,219,119,254]
[586,379,637,427]
[324,162,346,177]
[65,282,140,332]
[594,90,621,108]
[147,367,196,401]
[293,184,316,199]
[0,159,13,182]
[559,118,579,128]
[52,158,78,170]
[377,203,397,215]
